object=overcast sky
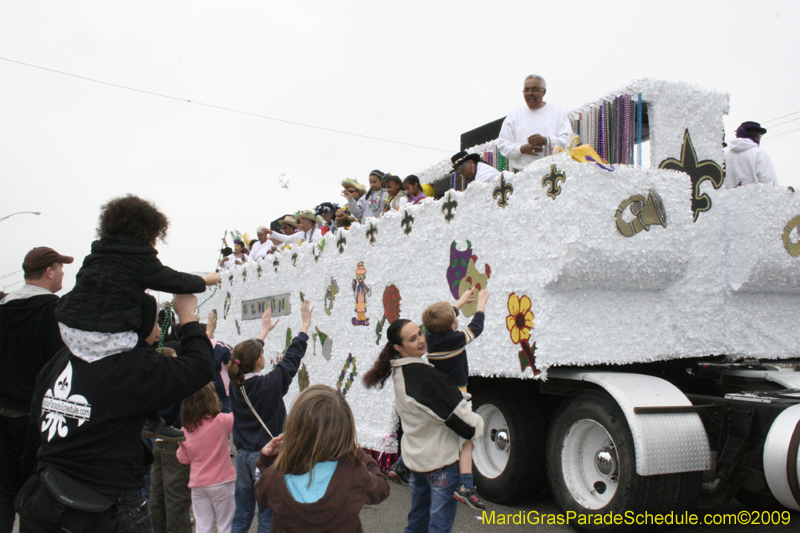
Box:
[2,0,798,294]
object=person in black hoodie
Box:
[0,247,73,533]
[54,194,220,441]
[31,292,214,533]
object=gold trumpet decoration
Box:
[782,214,800,257]
[616,190,667,237]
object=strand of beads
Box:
[598,103,605,162]
[624,94,632,165]
[157,301,173,355]
[196,283,219,311]
[636,93,643,166]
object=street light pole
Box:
[0,211,41,223]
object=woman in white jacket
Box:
[363,319,484,533]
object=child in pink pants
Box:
[177,383,237,533]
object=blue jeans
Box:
[405,461,459,533]
[231,449,273,533]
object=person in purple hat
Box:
[724,121,779,188]
[0,247,73,533]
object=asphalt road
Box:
[13,482,798,532]
[353,483,799,533]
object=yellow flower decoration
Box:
[506,293,534,344]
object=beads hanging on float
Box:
[570,93,643,166]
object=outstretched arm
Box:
[257,308,280,342]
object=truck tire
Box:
[547,390,698,532]
[472,388,547,503]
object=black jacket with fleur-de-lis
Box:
[31,321,214,498]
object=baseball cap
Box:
[22,247,74,273]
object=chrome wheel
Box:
[474,403,510,479]
[560,419,620,509]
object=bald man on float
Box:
[497,74,573,171]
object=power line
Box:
[727,109,800,136]
[764,127,800,143]
[0,56,453,154]
[762,110,800,125]
[761,116,800,130]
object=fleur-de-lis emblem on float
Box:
[442,193,458,222]
[401,211,414,235]
[541,164,566,200]
[366,223,378,245]
[659,129,723,222]
[493,173,514,208]
[337,232,347,254]
[257,263,263,279]
[291,252,298,267]
[273,257,279,273]
[41,362,92,442]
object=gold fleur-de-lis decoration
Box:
[442,193,458,222]
[401,211,414,235]
[541,164,566,200]
[492,173,514,208]
[659,129,723,222]
[366,223,378,245]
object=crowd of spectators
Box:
[217,171,431,271]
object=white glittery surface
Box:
[200,80,800,451]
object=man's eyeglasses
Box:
[523,87,544,93]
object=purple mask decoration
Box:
[447,241,473,299]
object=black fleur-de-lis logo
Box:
[442,194,458,222]
[401,211,414,235]
[273,258,279,273]
[242,269,247,283]
[542,164,566,200]
[57,376,69,392]
[493,174,514,208]
[366,223,378,245]
[257,264,263,279]
[291,253,298,266]
[659,129,723,222]
[337,232,347,254]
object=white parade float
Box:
[201,79,800,529]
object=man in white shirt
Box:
[724,121,779,188]
[248,226,275,261]
[497,74,573,171]
[451,151,499,185]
